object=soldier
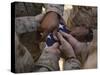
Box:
[15,2,64,72]
[14,3,97,72]
[15,31,82,72]
[67,6,97,68]
[15,2,81,72]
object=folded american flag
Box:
[46,22,70,47]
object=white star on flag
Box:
[59,24,64,29]
[47,34,51,39]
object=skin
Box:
[45,42,60,57]
[70,26,93,42]
[57,32,76,59]
[59,31,82,56]
[39,11,91,63]
[43,30,96,69]
[38,11,94,68]
[47,30,86,59]
[40,12,59,33]
[45,31,78,60]
[58,31,93,65]
[38,11,60,41]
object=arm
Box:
[34,43,60,72]
[57,32,81,70]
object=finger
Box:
[59,30,72,39]
[59,41,75,57]
[57,32,66,44]
[59,45,63,51]
[52,42,61,55]
[53,34,58,41]
[53,29,58,41]
[59,31,79,48]
[59,40,73,51]
[56,48,61,55]
[52,42,59,48]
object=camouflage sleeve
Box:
[44,4,64,16]
[15,33,34,73]
[34,48,60,71]
[15,17,40,34]
[64,58,81,70]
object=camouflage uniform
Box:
[15,2,81,72]
[67,6,97,29]
[67,6,97,68]
[15,2,64,62]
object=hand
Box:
[39,12,59,41]
[59,31,90,63]
[57,32,76,59]
[40,12,59,32]
[45,42,60,57]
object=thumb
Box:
[57,32,66,44]
[52,42,59,48]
